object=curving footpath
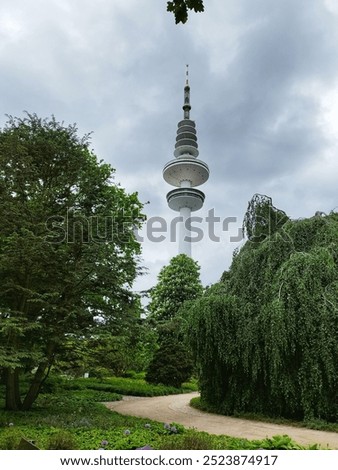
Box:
[104,392,338,449]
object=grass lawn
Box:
[0,376,329,450]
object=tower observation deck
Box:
[163,66,209,256]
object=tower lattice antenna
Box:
[183,64,191,120]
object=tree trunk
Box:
[21,340,56,411]
[20,362,47,411]
[5,368,21,410]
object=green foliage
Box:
[167,0,204,24]
[146,255,201,387]
[0,374,331,450]
[68,389,122,403]
[160,429,214,449]
[0,374,198,449]
[190,397,338,433]
[148,254,203,322]
[47,430,77,450]
[185,196,338,422]
[54,312,155,378]
[243,193,289,242]
[0,429,22,450]
[61,375,197,397]
[159,429,317,450]
[146,335,193,388]
[0,391,318,450]
[0,113,144,410]
[256,435,305,450]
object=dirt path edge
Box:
[104,392,338,449]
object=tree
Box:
[185,198,338,421]
[145,254,202,387]
[0,113,144,410]
[146,319,193,387]
[148,254,203,322]
[167,0,204,24]
[243,193,289,243]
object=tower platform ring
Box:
[163,158,209,187]
[166,187,205,212]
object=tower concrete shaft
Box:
[179,206,192,256]
[163,66,209,256]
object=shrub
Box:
[146,335,193,388]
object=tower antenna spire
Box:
[183,64,191,119]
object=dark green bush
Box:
[146,336,193,388]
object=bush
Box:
[146,336,193,388]
[122,370,146,380]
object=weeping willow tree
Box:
[185,195,338,421]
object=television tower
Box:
[163,66,209,256]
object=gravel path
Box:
[104,392,338,449]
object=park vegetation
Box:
[0,375,323,450]
[185,195,338,422]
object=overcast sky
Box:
[1,0,338,295]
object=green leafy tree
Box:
[145,254,202,387]
[0,113,144,410]
[167,0,204,24]
[185,197,338,421]
[148,254,203,322]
